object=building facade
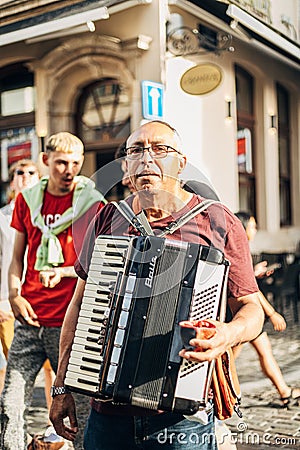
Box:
[0,0,299,252]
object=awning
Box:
[226,4,300,64]
[183,0,300,67]
[0,1,110,46]
[0,0,141,46]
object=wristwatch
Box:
[50,385,70,398]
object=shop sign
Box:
[237,128,252,173]
[180,64,222,95]
[1,127,39,181]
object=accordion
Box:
[65,235,229,415]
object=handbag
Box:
[211,347,242,420]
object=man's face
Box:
[125,122,186,195]
[43,149,84,194]
[11,165,39,195]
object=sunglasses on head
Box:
[15,169,37,176]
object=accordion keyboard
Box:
[65,235,130,395]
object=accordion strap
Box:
[158,199,220,237]
[112,198,219,237]
[111,200,154,236]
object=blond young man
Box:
[0,132,105,449]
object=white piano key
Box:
[69,350,101,369]
[72,342,101,356]
[73,336,101,350]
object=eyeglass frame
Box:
[125,143,182,160]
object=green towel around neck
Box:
[22,175,106,271]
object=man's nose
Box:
[141,148,154,163]
[65,162,75,173]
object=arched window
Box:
[76,78,131,201]
[76,78,130,144]
[235,65,256,216]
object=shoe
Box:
[43,425,65,443]
[281,387,300,407]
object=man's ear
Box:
[178,155,187,174]
[42,152,49,167]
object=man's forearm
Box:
[8,259,24,300]
[227,292,264,346]
[58,266,77,278]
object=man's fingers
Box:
[26,318,40,327]
[68,411,78,430]
[53,423,77,442]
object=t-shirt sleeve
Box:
[225,217,258,298]
[74,203,116,280]
[10,194,28,233]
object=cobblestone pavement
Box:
[27,306,300,449]
[226,307,300,450]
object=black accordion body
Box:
[65,235,229,415]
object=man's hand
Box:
[9,295,40,327]
[39,266,77,288]
[39,269,63,288]
[179,320,230,363]
[50,393,78,441]
[254,261,274,278]
[0,310,14,324]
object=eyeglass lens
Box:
[15,170,36,176]
[126,144,177,159]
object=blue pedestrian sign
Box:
[141,81,164,120]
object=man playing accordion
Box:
[50,120,264,450]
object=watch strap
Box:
[51,385,70,397]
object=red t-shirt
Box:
[11,189,102,327]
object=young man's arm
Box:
[8,231,39,327]
[50,277,86,441]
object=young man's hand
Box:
[9,295,40,327]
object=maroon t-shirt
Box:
[75,194,258,416]
[75,195,258,299]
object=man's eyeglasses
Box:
[15,169,37,176]
[125,144,181,160]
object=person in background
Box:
[0,132,106,449]
[0,160,40,394]
[50,121,263,450]
[0,160,57,420]
[234,211,300,407]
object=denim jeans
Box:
[84,407,216,450]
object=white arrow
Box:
[149,87,161,116]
